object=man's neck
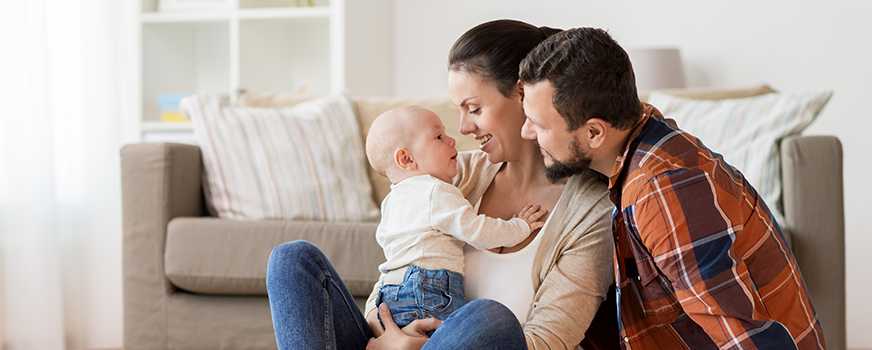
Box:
[590,128,633,178]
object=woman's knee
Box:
[266,240,323,287]
[268,240,318,267]
[427,299,525,349]
[457,299,514,320]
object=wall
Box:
[392,1,871,348]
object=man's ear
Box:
[394,148,416,171]
[583,118,609,150]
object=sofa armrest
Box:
[120,142,207,348]
[779,135,845,350]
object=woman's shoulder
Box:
[452,150,501,200]
[551,169,612,231]
[564,169,610,204]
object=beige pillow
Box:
[639,84,776,102]
[183,92,380,222]
[237,91,465,205]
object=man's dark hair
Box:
[449,19,562,98]
[519,27,642,130]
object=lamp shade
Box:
[627,48,686,91]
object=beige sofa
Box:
[120,87,845,350]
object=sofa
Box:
[120,86,845,350]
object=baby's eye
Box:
[436,134,443,140]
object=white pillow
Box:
[647,90,832,223]
[181,92,380,222]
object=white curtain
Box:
[0,0,129,349]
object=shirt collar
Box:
[607,103,663,190]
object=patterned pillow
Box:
[647,90,833,223]
[181,92,380,222]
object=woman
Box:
[267,19,615,350]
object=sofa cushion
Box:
[182,92,380,222]
[164,217,383,296]
[647,90,833,223]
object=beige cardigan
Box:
[366,151,614,350]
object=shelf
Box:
[239,6,330,19]
[143,121,194,132]
[131,0,392,143]
[141,11,232,23]
[140,6,330,23]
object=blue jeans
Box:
[266,240,527,350]
[377,266,466,329]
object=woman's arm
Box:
[365,273,387,336]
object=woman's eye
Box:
[470,108,481,115]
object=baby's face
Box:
[408,111,458,183]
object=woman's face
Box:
[448,70,528,164]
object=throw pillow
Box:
[647,90,832,223]
[181,92,380,222]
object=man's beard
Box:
[543,136,592,184]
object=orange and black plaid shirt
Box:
[608,104,826,349]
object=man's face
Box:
[521,81,593,182]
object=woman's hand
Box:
[366,303,441,350]
[367,308,385,338]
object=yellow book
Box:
[161,111,188,122]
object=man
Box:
[518,27,825,349]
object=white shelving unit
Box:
[130,0,393,143]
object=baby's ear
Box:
[394,148,416,171]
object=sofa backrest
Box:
[237,85,776,205]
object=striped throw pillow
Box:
[182,92,380,222]
[647,90,832,223]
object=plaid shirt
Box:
[609,104,826,350]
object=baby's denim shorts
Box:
[376,265,466,328]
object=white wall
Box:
[392,1,871,348]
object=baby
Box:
[365,106,546,329]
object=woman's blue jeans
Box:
[266,240,526,350]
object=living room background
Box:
[0,0,868,349]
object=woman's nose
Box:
[459,112,475,135]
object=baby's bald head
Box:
[365,106,433,178]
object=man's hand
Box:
[366,303,441,350]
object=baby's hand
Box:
[515,203,547,231]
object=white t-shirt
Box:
[462,198,550,324]
[376,175,531,274]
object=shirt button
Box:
[624,336,630,343]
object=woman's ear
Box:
[516,80,525,102]
[394,148,416,171]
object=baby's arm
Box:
[429,182,547,250]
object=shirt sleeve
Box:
[633,168,798,349]
[427,181,531,250]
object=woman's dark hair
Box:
[448,19,562,98]
[519,28,642,131]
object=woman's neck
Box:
[500,142,561,189]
